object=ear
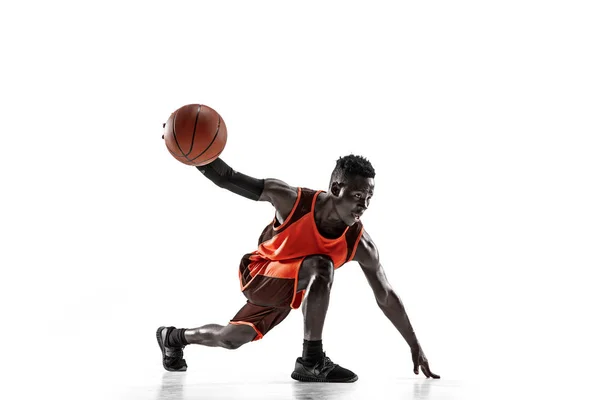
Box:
[331,182,343,196]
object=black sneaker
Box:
[291,352,358,383]
[156,326,187,372]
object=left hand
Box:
[411,346,440,379]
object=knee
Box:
[220,324,257,350]
[304,255,334,282]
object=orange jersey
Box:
[232,187,365,334]
[252,187,363,268]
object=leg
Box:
[297,255,335,341]
[156,322,256,372]
[158,254,294,372]
[291,255,358,383]
[184,323,257,349]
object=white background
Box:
[1,1,599,399]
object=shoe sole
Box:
[290,371,358,383]
[156,326,187,372]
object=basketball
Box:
[163,104,227,166]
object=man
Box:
[157,155,440,382]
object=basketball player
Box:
[157,155,439,382]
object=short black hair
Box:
[329,154,376,187]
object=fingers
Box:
[412,352,419,375]
[421,362,441,379]
[412,348,440,379]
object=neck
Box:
[314,192,346,230]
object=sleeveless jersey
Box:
[252,187,364,268]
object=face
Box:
[331,176,375,226]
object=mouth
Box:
[351,211,363,220]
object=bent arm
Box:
[353,231,420,349]
[196,158,298,220]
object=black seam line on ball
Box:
[190,116,222,162]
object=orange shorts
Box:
[229,253,306,340]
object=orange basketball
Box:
[163,104,227,166]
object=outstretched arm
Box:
[353,229,440,379]
[196,158,298,221]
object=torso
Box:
[254,188,363,268]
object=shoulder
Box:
[352,228,379,268]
